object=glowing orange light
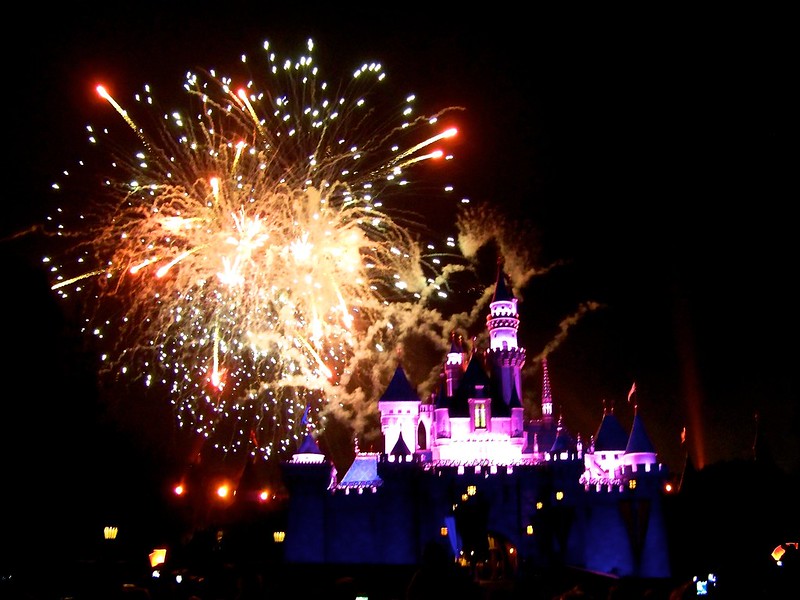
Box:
[173,484,185,496]
[216,484,230,498]
[772,545,786,561]
[258,489,270,502]
[149,548,167,568]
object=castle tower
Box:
[378,364,422,454]
[444,331,466,397]
[486,259,526,407]
[541,357,554,418]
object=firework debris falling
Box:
[38,38,586,465]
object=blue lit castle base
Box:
[281,261,671,579]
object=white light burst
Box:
[44,38,468,461]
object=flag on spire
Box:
[627,381,637,403]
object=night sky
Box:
[4,5,797,556]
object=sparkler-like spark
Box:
[44,38,471,462]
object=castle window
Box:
[628,479,637,490]
[475,403,486,429]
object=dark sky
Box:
[4,5,797,548]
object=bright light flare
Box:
[46,40,469,464]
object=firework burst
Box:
[43,38,473,462]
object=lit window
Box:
[273,531,286,543]
[536,501,543,510]
[440,527,448,536]
[628,479,637,490]
[467,485,477,496]
[526,525,534,535]
[475,403,486,429]
[555,491,564,501]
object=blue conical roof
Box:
[594,411,629,451]
[297,431,324,455]
[380,364,421,402]
[625,411,656,454]
[390,431,412,456]
[450,351,491,417]
[550,417,575,453]
[492,259,514,302]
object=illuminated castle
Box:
[281,262,672,579]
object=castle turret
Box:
[445,331,466,396]
[623,404,658,469]
[378,364,422,454]
[486,259,526,408]
[540,357,554,419]
[582,404,629,484]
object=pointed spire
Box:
[625,408,656,454]
[379,364,421,402]
[492,255,514,302]
[390,431,412,458]
[449,331,464,354]
[541,358,553,417]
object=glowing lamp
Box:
[173,484,185,496]
[149,548,167,568]
[258,489,270,502]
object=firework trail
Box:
[43,38,473,461]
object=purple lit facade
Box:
[281,263,671,579]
